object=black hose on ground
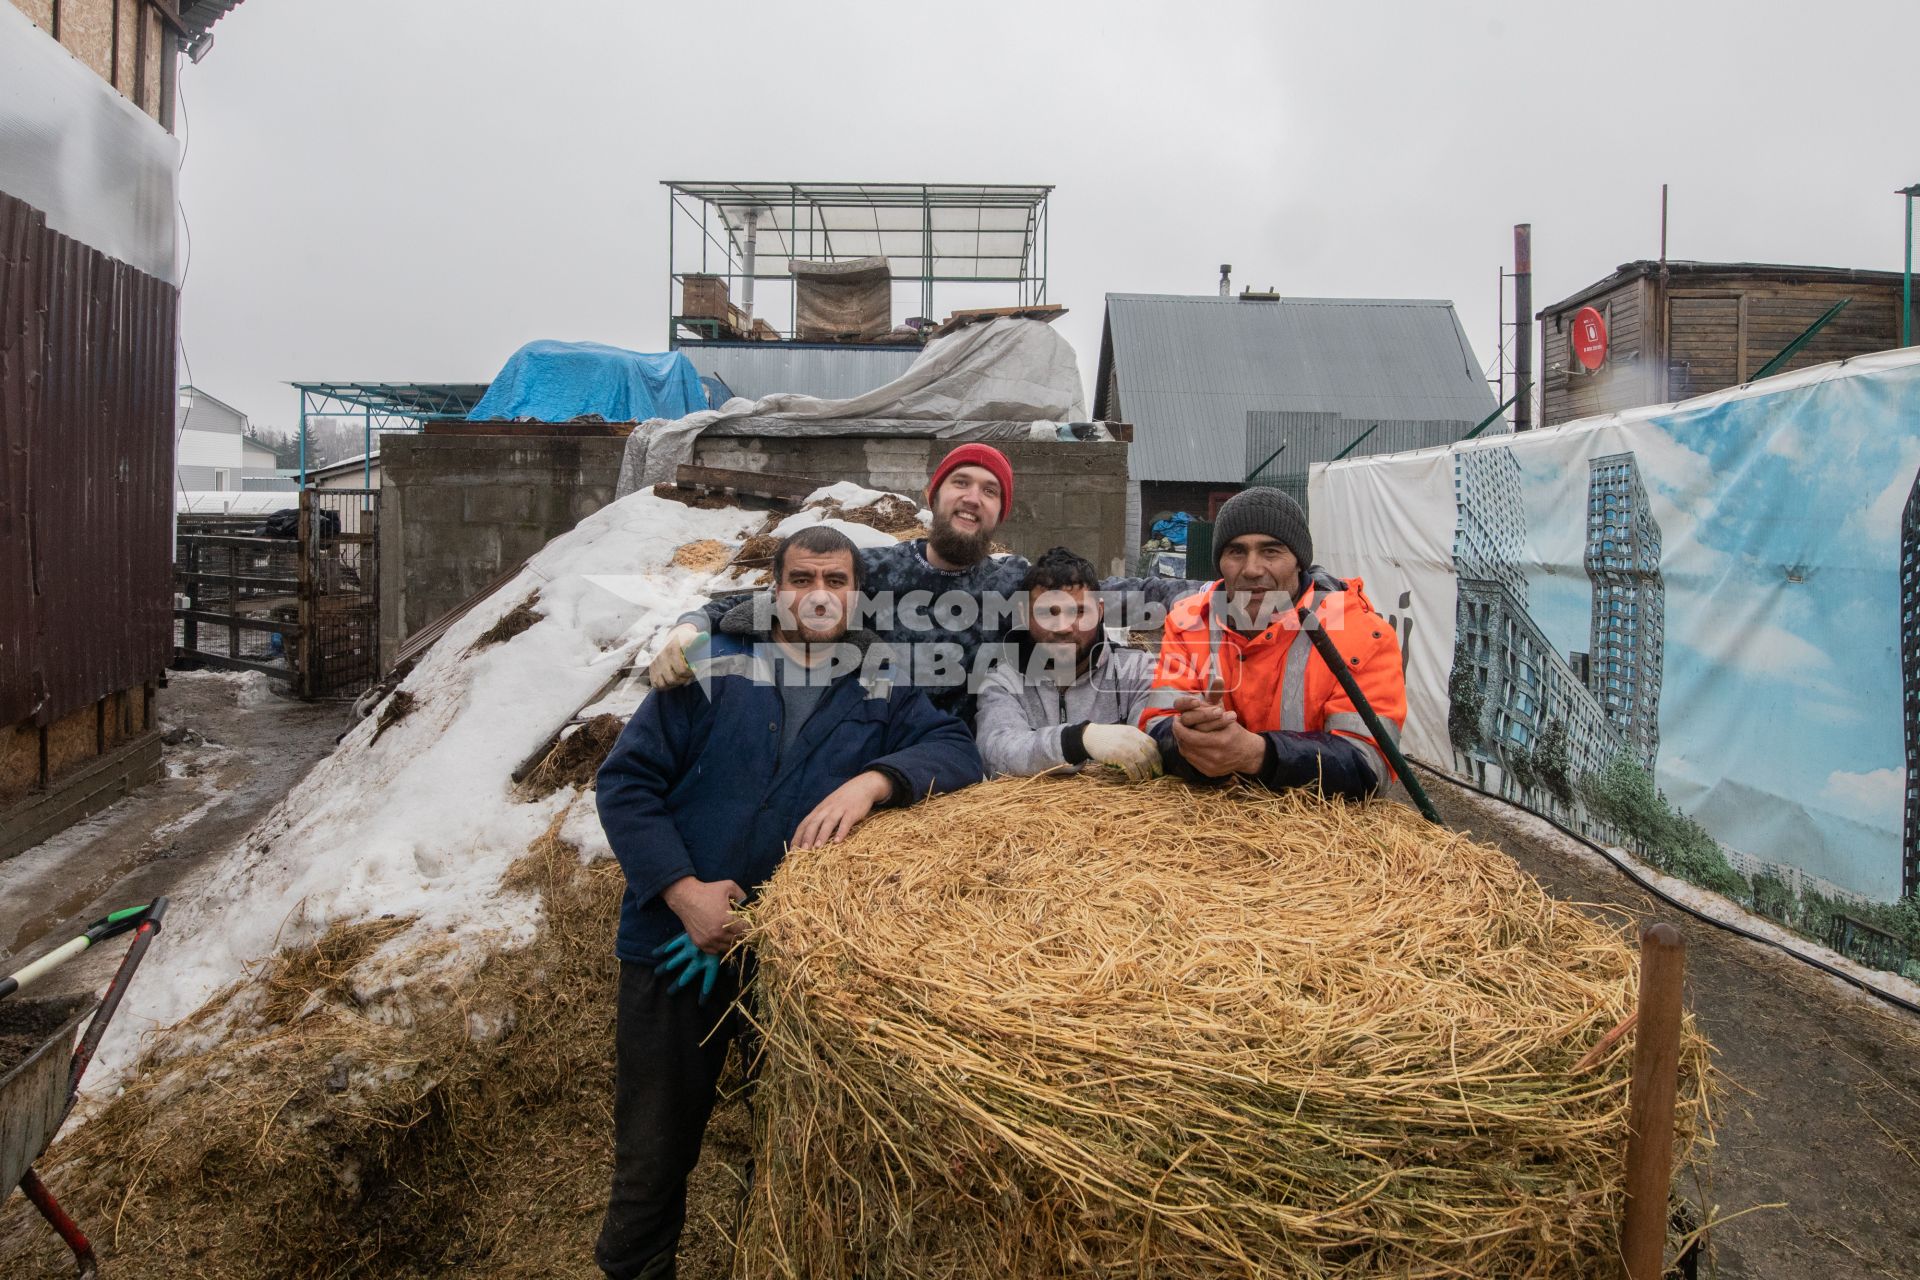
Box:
[1413,759,1920,1021]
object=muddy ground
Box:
[0,670,352,1011]
[1413,776,1920,1280]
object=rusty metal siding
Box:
[0,187,176,727]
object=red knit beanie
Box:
[928,443,1014,513]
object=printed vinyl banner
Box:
[1312,349,1920,904]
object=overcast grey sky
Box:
[176,0,1920,434]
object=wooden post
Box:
[182,537,199,652]
[227,545,240,661]
[1621,922,1686,1279]
[297,488,314,700]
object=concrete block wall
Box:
[380,435,629,665]
[380,431,1131,667]
[692,434,1132,573]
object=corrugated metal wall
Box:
[1244,409,1476,513]
[0,188,176,727]
[679,342,920,402]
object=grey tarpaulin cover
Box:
[615,318,1090,496]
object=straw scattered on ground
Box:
[467,591,544,654]
[741,775,1714,1279]
[368,688,416,744]
[813,494,926,539]
[521,714,626,799]
[671,539,735,573]
[0,802,689,1280]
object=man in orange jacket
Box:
[1139,488,1405,799]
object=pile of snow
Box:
[94,485,919,1087]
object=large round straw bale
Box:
[741,776,1710,1278]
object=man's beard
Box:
[929,510,993,566]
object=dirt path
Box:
[0,670,352,1007]
[1414,775,1920,1280]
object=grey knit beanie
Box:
[1211,488,1312,574]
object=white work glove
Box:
[1080,723,1162,782]
[647,622,704,688]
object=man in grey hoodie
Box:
[974,547,1161,781]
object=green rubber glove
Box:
[651,932,721,1004]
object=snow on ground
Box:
[232,670,283,708]
[1446,785,1920,1009]
[803,481,895,509]
[88,485,917,1090]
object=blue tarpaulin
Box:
[468,340,708,423]
[1150,511,1193,547]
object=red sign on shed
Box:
[1571,305,1608,371]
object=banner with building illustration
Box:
[1311,348,1920,906]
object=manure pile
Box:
[742,776,1711,1279]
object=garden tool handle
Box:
[1294,598,1443,826]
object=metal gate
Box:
[173,488,380,698]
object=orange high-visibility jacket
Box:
[1138,573,1407,789]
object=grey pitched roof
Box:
[1095,294,1500,484]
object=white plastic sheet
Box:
[615,318,1089,496]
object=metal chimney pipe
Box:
[1219,264,1232,297]
[740,209,760,322]
[1514,224,1533,432]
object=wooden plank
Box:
[173,571,299,592]
[16,0,55,33]
[429,420,636,437]
[60,0,115,83]
[1620,923,1686,1279]
[0,732,162,863]
[175,533,297,551]
[674,464,819,503]
[173,609,303,636]
[114,0,139,92]
[0,721,40,807]
[930,303,1068,338]
[1736,295,1749,382]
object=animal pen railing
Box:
[173,489,380,698]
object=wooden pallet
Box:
[929,303,1068,338]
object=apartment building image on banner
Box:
[1449,445,1674,818]
[1584,453,1666,771]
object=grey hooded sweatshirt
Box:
[974,631,1158,777]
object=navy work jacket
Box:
[596,602,983,962]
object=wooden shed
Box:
[1538,260,1915,426]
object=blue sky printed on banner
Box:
[1519,362,1920,901]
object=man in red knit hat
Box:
[652,442,1200,727]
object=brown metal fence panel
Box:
[171,490,382,700]
[302,487,380,698]
[0,189,177,727]
[0,195,43,725]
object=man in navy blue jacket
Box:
[593,523,982,1280]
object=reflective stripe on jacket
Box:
[1138,570,1406,791]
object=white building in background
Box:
[176,385,282,492]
